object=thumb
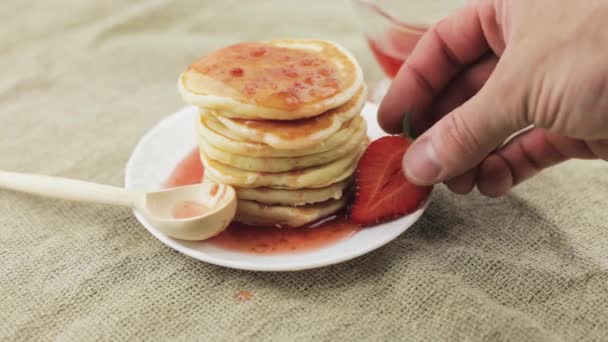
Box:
[402,71,528,186]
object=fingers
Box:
[444,167,478,194]
[402,70,526,186]
[586,140,608,160]
[476,129,597,197]
[418,55,498,135]
[378,3,491,133]
[441,129,603,197]
[476,155,513,197]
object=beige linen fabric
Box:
[1,1,607,341]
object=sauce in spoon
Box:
[172,200,209,219]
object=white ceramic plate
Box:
[125,102,430,271]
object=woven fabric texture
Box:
[1,1,607,341]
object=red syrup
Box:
[162,148,205,188]
[207,213,360,255]
[171,200,209,219]
[367,25,428,78]
[163,148,361,254]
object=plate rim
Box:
[124,103,430,272]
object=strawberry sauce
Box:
[162,148,204,188]
[172,200,209,219]
[208,214,359,254]
[163,148,361,254]
[189,42,344,112]
[367,26,427,78]
[231,86,364,140]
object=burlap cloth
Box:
[1,1,607,341]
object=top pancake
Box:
[178,39,364,120]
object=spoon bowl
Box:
[142,181,237,240]
[0,170,237,241]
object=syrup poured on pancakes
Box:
[163,148,361,254]
[234,115,333,140]
[230,86,364,140]
[190,42,344,111]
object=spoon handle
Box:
[0,170,135,207]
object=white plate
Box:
[125,102,430,271]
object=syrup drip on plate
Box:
[164,148,361,254]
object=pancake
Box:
[207,85,366,150]
[234,178,351,206]
[197,118,367,172]
[235,196,348,228]
[201,141,367,189]
[197,110,365,157]
[178,39,364,120]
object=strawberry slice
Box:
[350,136,432,225]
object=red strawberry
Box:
[350,136,432,225]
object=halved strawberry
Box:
[350,136,432,225]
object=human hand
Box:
[378,0,608,197]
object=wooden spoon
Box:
[0,171,237,241]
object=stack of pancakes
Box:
[179,39,368,228]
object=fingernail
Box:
[403,138,442,185]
